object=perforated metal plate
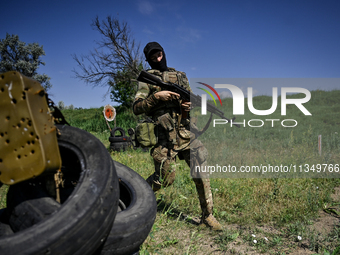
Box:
[0,72,61,185]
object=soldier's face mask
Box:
[144,42,168,71]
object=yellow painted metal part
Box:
[0,72,61,185]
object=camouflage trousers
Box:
[146,138,213,217]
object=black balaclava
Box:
[143,42,168,72]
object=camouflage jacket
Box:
[133,68,193,149]
[133,67,192,119]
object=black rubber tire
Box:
[109,127,131,151]
[7,182,61,232]
[97,161,157,255]
[0,125,119,255]
[110,127,126,138]
[0,209,13,237]
[110,142,130,152]
[108,136,131,143]
[0,220,13,237]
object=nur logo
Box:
[197,82,312,128]
[198,83,312,116]
[197,82,222,115]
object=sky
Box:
[1,0,340,108]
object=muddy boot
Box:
[202,214,223,231]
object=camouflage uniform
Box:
[133,68,214,219]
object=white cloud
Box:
[176,26,202,43]
[138,1,154,15]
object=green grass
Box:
[1,89,340,254]
[61,105,141,133]
[0,185,8,209]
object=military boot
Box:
[146,173,162,192]
[202,214,223,231]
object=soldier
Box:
[133,42,222,231]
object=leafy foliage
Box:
[0,33,52,90]
[58,101,65,110]
[109,64,143,107]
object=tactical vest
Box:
[142,68,192,146]
[146,68,191,119]
[147,68,190,89]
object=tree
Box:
[57,101,65,110]
[108,64,144,108]
[73,16,146,107]
[0,33,52,91]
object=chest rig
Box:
[148,68,190,92]
[147,68,190,120]
[147,68,191,146]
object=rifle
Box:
[137,70,240,128]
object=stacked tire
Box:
[98,161,157,255]
[0,125,156,255]
[109,127,132,152]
